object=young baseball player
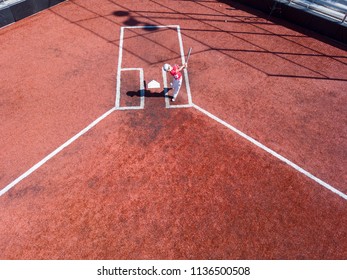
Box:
[163,63,187,101]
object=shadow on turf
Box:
[126,89,173,99]
[50,0,347,81]
[113,10,160,31]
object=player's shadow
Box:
[126,88,172,99]
[113,10,159,31]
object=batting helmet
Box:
[163,64,171,71]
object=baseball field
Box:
[0,0,346,259]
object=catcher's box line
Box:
[193,104,347,201]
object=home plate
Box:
[147,80,161,89]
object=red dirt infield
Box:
[0,0,346,259]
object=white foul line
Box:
[193,104,347,201]
[0,108,115,197]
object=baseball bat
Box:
[186,47,192,64]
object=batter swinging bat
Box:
[186,47,192,64]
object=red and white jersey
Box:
[169,64,182,80]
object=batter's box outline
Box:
[116,25,193,110]
[117,68,145,110]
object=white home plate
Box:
[147,80,161,89]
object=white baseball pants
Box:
[172,77,182,99]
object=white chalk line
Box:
[193,104,347,201]
[169,104,193,109]
[177,25,193,106]
[162,25,192,108]
[123,25,180,29]
[115,26,124,109]
[116,106,143,111]
[117,68,145,110]
[0,108,115,197]
[162,67,170,108]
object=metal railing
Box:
[284,0,347,23]
[0,0,24,5]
